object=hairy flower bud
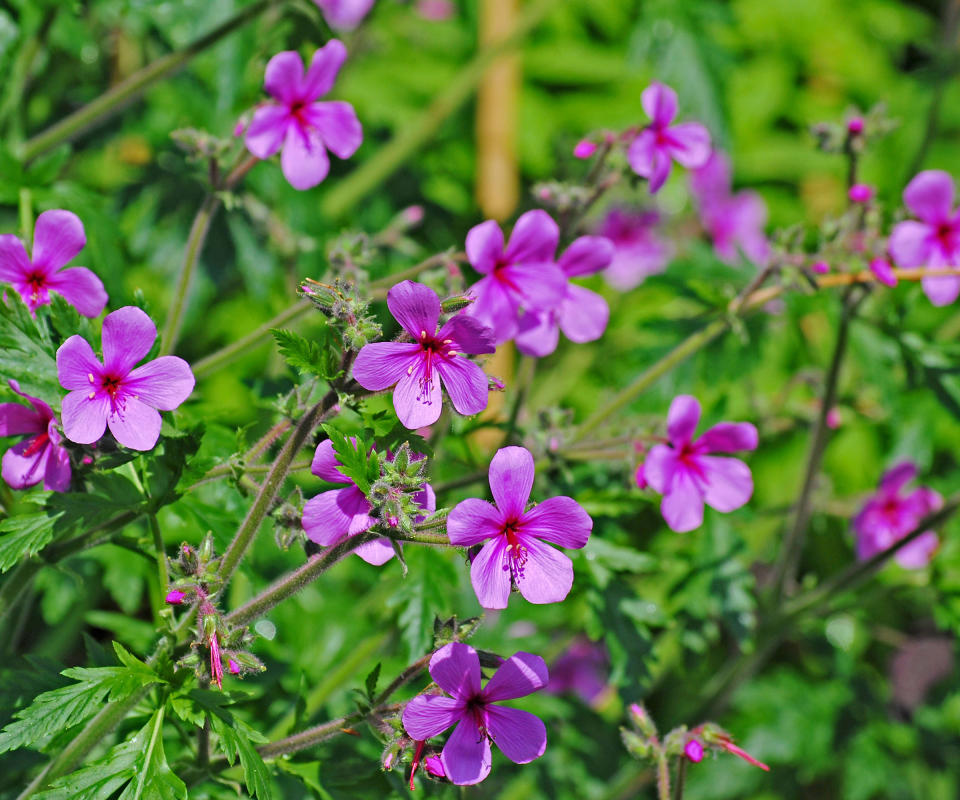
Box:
[165,589,187,605]
[685,739,704,762]
[440,294,474,314]
[574,139,597,159]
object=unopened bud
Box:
[199,533,215,564]
[685,739,704,762]
[403,205,424,226]
[869,257,897,287]
[424,754,445,777]
[440,294,474,313]
[574,139,598,159]
[847,116,864,134]
[811,260,830,275]
[165,589,187,605]
[635,465,648,490]
[848,183,873,204]
[628,703,657,738]
[228,658,241,675]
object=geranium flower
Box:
[301,438,435,565]
[402,642,548,785]
[0,380,71,492]
[852,462,942,568]
[352,281,496,429]
[56,306,195,451]
[245,41,362,190]
[641,395,758,532]
[596,208,673,290]
[628,82,711,193]
[514,235,614,357]
[312,0,374,29]
[888,170,960,305]
[464,210,567,344]
[447,446,593,609]
[0,210,107,317]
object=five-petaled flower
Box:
[245,41,362,190]
[640,395,758,532]
[597,207,673,290]
[352,281,496,429]
[447,446,593,609]
[0,380,71,492]
[402,642,548,785]
[56,306,195,451]
[852,461,942,568]
[628,82,711,193]
[888,170,960,306]
[0,210,107,317]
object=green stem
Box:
[506,355,535,443]
[148,514,169,594]
[18,188,33,244]
[656,752,671,800]
[673,756,687,800]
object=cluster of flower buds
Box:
[810,103,895,155]
[170,127,235,165]
[531,180,599,217]
[367,443,433,536]
[300,277,382,351]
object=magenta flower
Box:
[0,210,107,317]
[302,438,435,565]
[685,739,704,763]
[165,589,187,605]
[352,281,496,429]
[641,395,758,532]
[870,257,897,287]
[515,236,614,357]
[447,446,593,609]
[596,208,673,290]
[628,82,711,193]
[888,170,960,305]
[402,642,548,785]
[849,183,874,204]
[312,0,374,29]
[245,41,362,190]
[0,380,71,492]
[546,638,609,706]
[56,306,195,451]
[464,210,567,344]
[853,462,942,569]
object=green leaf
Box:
[0,292,59,403]
[143,425,205,510]
[363,662,381,701]
[0,512,63,573]
[271,327,341,380]
[320,425,379,494]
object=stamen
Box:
[88,373,95,383]
[88,392,95,400]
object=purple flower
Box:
[641,395,758,532]
[464,210,568,344]
[596,208,673,290]
[689,152,769,266]
[312,0,374,29]
[352,281,496,429]
[628,82,711,193]
[301,438,435,565]
[0,380,71,492]
[849,183,874,204]
[685,739,704,763]
[870,257,897,287]
[853,462,942,569]
[0,210,107,317]
[515,236,614,357]
[546,638,609,706]
[245,42,362,190]
[888,170,960,306]
[402,642,548,785]
[447,446,593,609]
[165,589,187,605]
[56,306,195,451]
[811,260,830,275]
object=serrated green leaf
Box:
[0,293,60,403]
[0,512,63,572]
[271,327,340,380]
[363,662,381,701]
[320,425,378,494]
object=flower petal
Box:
[489,446,535,518]
[880,462,917,494]
[263,50,304,105]
[642,82,678,127]
[665,122,712,168]
[660,468,705,532]
[302,486,373,545]
[558,236,615,277]
[315,0,375,30]
[300,39,348,99]
[436,356,489,416]
[888,220,934,268]
[466,276,519,343]
[895,531,939,569]
[559,285,609,344]
[447,498,503,546]
[695,421,758,454]
[627,129,658,179]
[438,314,496,355]
[281,124,330,190]
[903,170,955,224]
[429,642,481,699]
[466,220,504,274]
[43,443,71,493]
[126,356,194,411]
[310,439,349,483]
[245,105,290,159]
[515,538,574,604]
[0,234,31,283]
[441,716,492,786]
[642,444,676,494]
[61,390,108,445]
[520,496,592,549]
[487,706,547,764]
[57,335,102,391]
[1,440,48,489]
[482,651,548,702]
[504,210,559,265]
[0,403,45,436]
[515,311,560,358]
[101,306,157,375]
[392,364,443,429]
[647,150,672,193]
[45,267,107,318]
[352,341,421,391]
[401,694,462,741]
[353,538,395,565]
[305,100,362,159]
[504,261,568,311]
[32,210,85,273]
[666,395,701,445]
[387,280,441,339]
[106,397,162,451]
[699,455,753,512]
[922,273,960,306]
[470,537,511,609]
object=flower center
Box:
[411,330,458,402]
[501,518,528,581]
[492,256,522,292]
[937,223,954,248]
[465,695,489,741]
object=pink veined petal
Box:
[641,82,678,127]
[880,462,917,495]
[353,538,395,565]
[627,129,658,179]
[436,356,489,416]
[101,306,157,376]
[43,444,72,493]
[414,482,437,519]
[31,210,86,273]
[245,105,291,159]
[695,421,758,454]
[401,694,462,741]
[0,403,45,436]
[281,124,330,190]
[640,444,676,494]
[465,220,505,274]
[106,397,162,451]
[470,537,511,610]
[922,273,960,306]
[698,455,753,513]
[482,651,549,702]
[447,498,504,546]
[466,276,519,343]
[559,285,609,344]
[302,487,360,545]
[387,280,441,339]
[501,260,568,310]
[515,537,574,604]
[45,267,107,318]
[486,705,547,764]
[665,122,712,169]
[61,390,108,445]
[1,439,49,489]
[125,356,195,411]
[263,50,304,105]
[300,39,348,100]
[912,486,944,516]
[0,234,32,283]
[666,395,701,446]
[558,236,615,277]
[352,341,422,391]
[520,496,592,549]
[56,335,102,391]
[305,100,362,159]
[504,210,559,265]
[392,364,443,429]
[310,438,350,483]
[438,314,496,355]
[660,468,705,532]
[895,531,939,569]
[515,310,560,358]
[647,149,672,193]
[888,220,934,268]
[429,642,481,699]
[903,169,955,224]
[488,446,535,519]
[441,716,492,786]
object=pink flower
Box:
[56,306,195,451]
[888,170,960,305]
[515,236,614,357]
[685,739,704,762]
[628,82,711,193]
[313,0,374,29]
[302,438,435,565]
[228,658,241,675]
[447,446,592,609]
[870,257,897,287]
[690,152,769,266]
[853,462,942,568]
[245,42,362,190]
[402,642,548,785]
[641,395,758,532]
[573,139,597,159]
[0,210,107,317]
[352,281,496,429]
[423,754,445,777]
[811,260,830,275]
[546,638,609,705]
[848,117,864,134]
[464,210,568,343]
[165,589,187,605]
[596,208,673,290]
[0,380,71,492]
[848,183,874,204]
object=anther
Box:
[88,373,95,383]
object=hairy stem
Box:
[148,513,169,594]
[672,756,687,800]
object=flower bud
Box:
[424,754,445,777]
[228,658,241,675]
[869,257,897,287]
[574,139,598,159]
[403,205,424,226]
[440,294,474,313]
[811,260,830,275]
[165,589,187,605]
[685,738,704,762]
[635,465,648,490]
[848,183,873,204]
[847,116,864,134]
[628,703,657,738]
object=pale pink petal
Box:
[466,276,519,343]
[559,285,608,344]
[888,220,934,268]
[126,356,194,411]
[401,695,462,741]
[695,421,758,454]
[352,341,422,391]
[245,105,291,159]
[514,537,574,604]
[880,462,917,494]
[489,446,535,518]
[504,210,559,265]
[627,129,658,179]
[482,651,548,701]
[101,306,156,375]
[2,440,48,489]
[305,100,362,159]
[32,210,85,273]
[895,531,939,568]
[666,395,701,445]
[300,39,348,100]
[314,0,374,30]
[106,398,162,450]
[387,280,441,339]
[501,260,568,310]
[557,236,614,277]
[61,390,108,444]
[302,487,370,545]
[437,314,496,355]
[470,537,511,609]
[263,50,304,105]
[281,124,330,190]
[903,170,955,224]
[436,356,489,416]
[353,538,395,565]
[0,403,45,436]
[641,444,676,494]
[45,267,107,317]
[660,468,705,532]
[520,496,592,549]
[641,82,678,127]
[922,274,960,306]
[429,642,481,699]
[0,234,31,283]
[56,335,102,391]
[441,716,492,786]
[465,220,504,274]
[486,706,546,764]
[698,455,753,512]
[310,439,349,483]
[690,151,732,203]
[515,311,559,358]
[647,150,672,193]
[43,444,71,492]
[392,364,443,429]
[665,122,712,168]
[447,498,504,546]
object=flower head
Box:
[853,462,942,568]
[0,210,107,317]
[0,380,71,492]
[312,0,374,29]
[888,170,960,305]
[596,208,672,290]
[245,41,362,190]
[628,82,711,193]
[353,281,496,429]
[56,306,195,451]
[641,395,758,532]
[447,446,593,608]
[402,642,548,785]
